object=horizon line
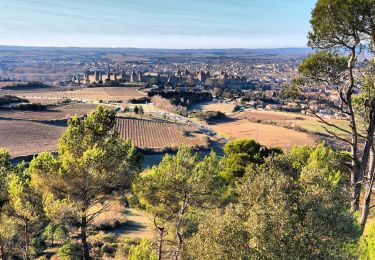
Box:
[0,44,311,51]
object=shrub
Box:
[57,243,81,260]
[14,103,47,111]
[101,243,118,256]
[128,239,157,260]
[358,223,375,259]
[233,105,242,112]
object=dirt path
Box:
[119,208,154,239]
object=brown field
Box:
[115,118,209,149]
[236,110,350,136]
[0,103,98,121]
[25,97,67,105]
[236,110,298,121]
[209,118,316,151]
[0,103,98,157]
[192,102,236,115]
[0,120,65,157]
[20,87,146,102]
[1,116,209,158]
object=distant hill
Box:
[0,45,311,58]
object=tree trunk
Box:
[81,214,90,260]
[174,197,188,260]
[24,219,28,260]
[360,145,375,233]
[157,228,164,260]
[349,108,360,212]
[351,167,361,212]
[153,217,164,260]
[360,38,375,230]
[174,231,183,260]
[347,49,361,212]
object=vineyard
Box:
[0,119,65,157]
[0,103,98,121]
[115,118,209,150]
[21,87,146,102]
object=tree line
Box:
[281,0,375,233]
[0,106,374,259]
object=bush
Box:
[128,239,157,260]
[233,105,242,112]
[101,243,118,256]
[57,243,81,260]
[14,103,47,111]
[0,95,28,106]
[203,111,226,120]
[358,223,375,259]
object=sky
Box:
[0,0,316,49]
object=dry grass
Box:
[192,102,236,115]
[91,200,127,229]
[236,110,298,121]
[209,118,316,151]
[91,200,154,239]
[236,110,350,136]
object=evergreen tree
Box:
[29,106,142,259]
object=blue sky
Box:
[0,0,316,49]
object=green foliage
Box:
[358,223,375,259]
[279,78,304,100]
[186,144,360,259]
[8,164,44,259]
[43,223,69,246]
[8,165,42,223]
[222,139,283,179]
[298,51,348,84]
[133,147,224,258]
[232,105,242,112]
[29,106,142,259]
[133,106,139,114]
[128,239,157,260]
[0,149,11,211]
[308,0,365,49]
[353,77,375,126]
[57,243,81,260]
[288,145,312,171]
[101,243,118,256]
[300,142,342,187]
[134,147,222,220]
[0,150,21,259]
[31,105,142,205]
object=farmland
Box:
[205,109,354,151]
[235,110,350,137]
[0,102,98,121]
[0,102,100,157]
[0,108,209,158]
[209,118,316,151]
[19,87,147,103]
[191,102,236,115]
[115,117,209,150]
[0,119,65,157]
